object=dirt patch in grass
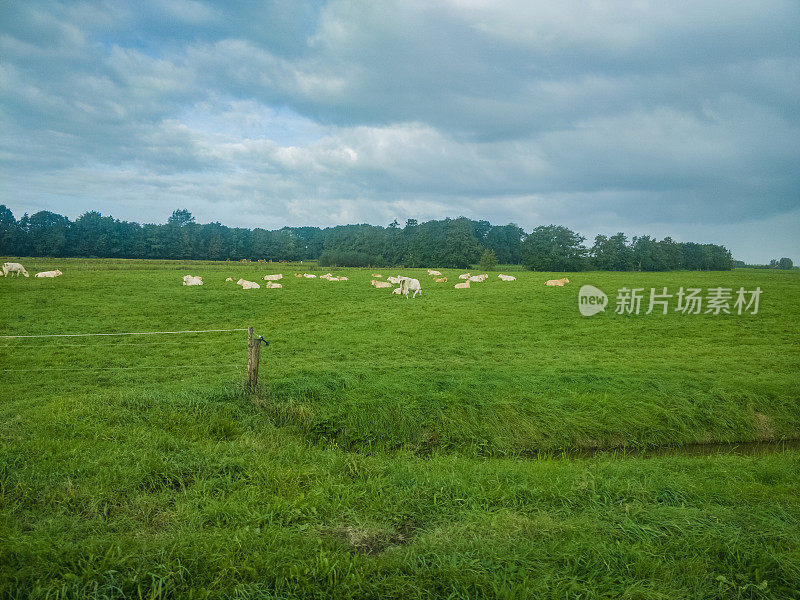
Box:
[333,521,420,555]
[754,412,775,441]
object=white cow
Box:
[469,274,488,282]
[392,287,402,294]
[3,262,29,277]
[182,275,203,286]
[458,273,471,280]
[34,270,63,278]
[303,273,317,278]
[498,274,516,281]
[237,279,260,289]
[264,281,282,288]
[454,280,470,289]
[427,269,442,276]
[387,276,402,284]
[398,277,422,298]
[371,280,392,288]
[263,273,283,281]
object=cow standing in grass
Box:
[2,262,29,277]
[398,277,422,299]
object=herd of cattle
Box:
[3,262,571,296]
[181,268,569,298]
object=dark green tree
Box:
[167,209,195,227]
[26,211,70,256]
[521,225,587,271]
[591,233,634,271]
[485,224,525,264]
[478,249,498,270]
[0,205,21,255]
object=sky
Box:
[1,0,798,263]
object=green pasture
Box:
[1,259,798,598]
[1,259,797,454]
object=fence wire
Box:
[0,363,243,373]
[0,328,249,339]
[0,328,251,376]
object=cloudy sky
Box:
[1,0,798,262]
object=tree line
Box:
[733,258,795,270]
[0,205,738,271]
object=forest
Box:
[0,205,736,271]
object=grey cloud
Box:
[0,0,798,263]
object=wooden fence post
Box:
[247,326,261,391]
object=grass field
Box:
[1,258,799,598]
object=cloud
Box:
[0,0,798,262]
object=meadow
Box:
[1,258,798,598]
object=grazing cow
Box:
[498,274,516,281]
[237,279,260,289]
[398,277,422,298]
[263,273,283,281]
[34,270,63,278]
[427,269,442,276]
[458,273,471,280]
[392,287,402,294]
[454,280,470,289]
[371,280,392,288]
[434,277,447,283]
[2,262,29,277]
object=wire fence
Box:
[0,328,250,376]
[0,328,249,339]
[0,364,243,373]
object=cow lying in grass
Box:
[545,277,570,286]
[237,279,260,289]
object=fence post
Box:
[247,326,261,391]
